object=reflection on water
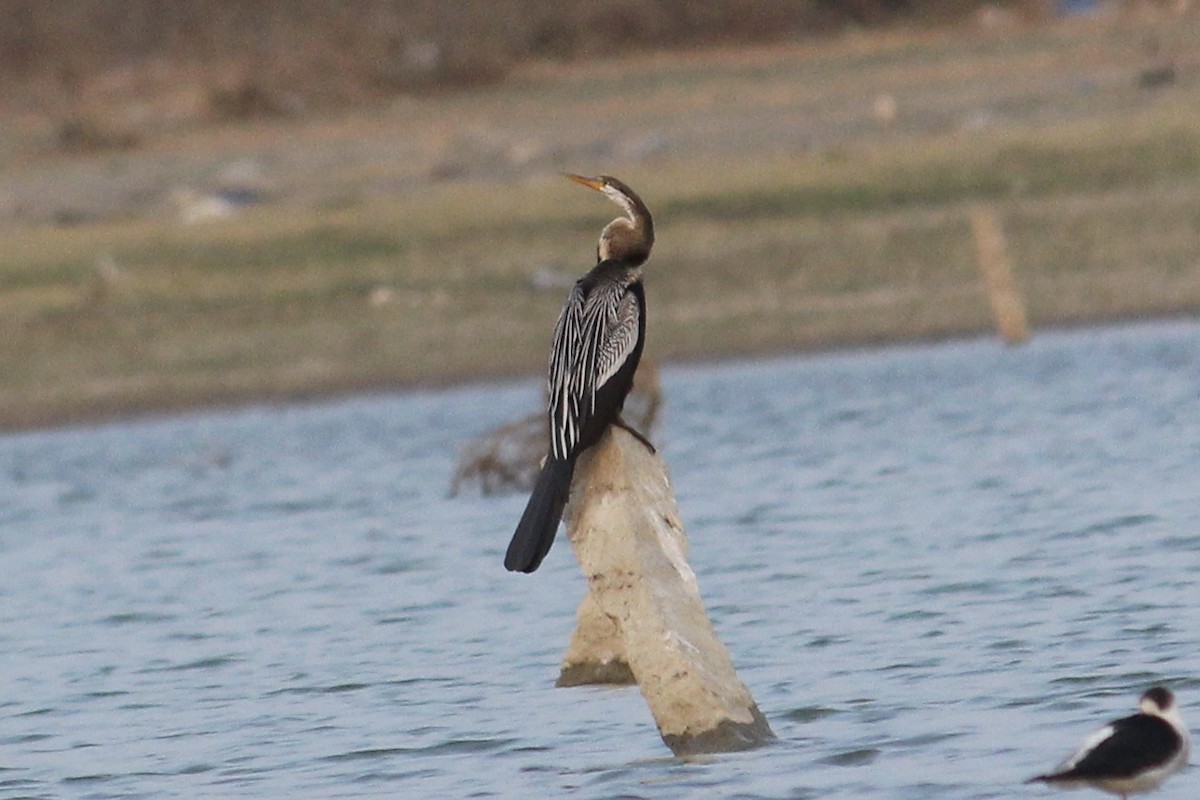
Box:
[1,320,1199,799]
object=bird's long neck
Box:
[597,188,653,265]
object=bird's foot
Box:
[614,419,656,454]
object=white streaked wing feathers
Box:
[593,290,640,390]
[546,278,639,460]
[548,284,585,460]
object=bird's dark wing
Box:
[548,282,586,461]
[546,276,639,461]
[1056,715,1181,780]
[591,287,641,393]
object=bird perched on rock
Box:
[504,174,655,573]
[1028,686,1189,800]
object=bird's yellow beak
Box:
[564,173,605,191]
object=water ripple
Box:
[820,747,881,767]
[2,321,1200,799]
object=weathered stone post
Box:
[557,427,774,756]
[970,206,1030,345]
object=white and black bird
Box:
[504,174,654,574]
[1029,686,1189,799]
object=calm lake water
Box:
[2,320,1198,799]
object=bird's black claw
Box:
[614,420,656,454]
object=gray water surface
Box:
[2,320,1198,799]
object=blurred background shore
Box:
[1,0,1197,430]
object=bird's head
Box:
[1141,686,1175,716]
[565,173,654,266]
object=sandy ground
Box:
[1,8,1198,430]
[1,9,1192,232]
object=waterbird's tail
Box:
[1026,772,1069,785]
[504,457,575,573]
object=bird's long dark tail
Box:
[505,457,575,573]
